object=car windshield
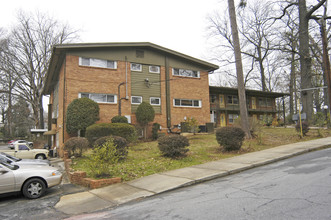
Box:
[0,152,21,162]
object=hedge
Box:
[85,123,137,145]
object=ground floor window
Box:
[131,96,142,104]
[228,114,238,124]
[80,93,117,104]
[150,97,161,105]
[173,99,201,107]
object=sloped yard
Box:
[71,127,331,182]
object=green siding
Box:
[131,64,161,113]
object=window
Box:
[258,98,272,107]
[227,95,238,105]
[150,97,161,105]
[149,65,160,73]
[228,114,238,124]
[131,96,142,104]
[172,68,200,78]
[210,94,217,103]
[173,99,201,107]
[79,57,117,69]
[18,145,29,150]
[80,93,117,103]
[131,63,142,72]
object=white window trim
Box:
[149,65,160,74]
[173,99,202,108]
[172,68,200,78]
[79,93,117,104]
[79,57,117,69]
[131,63,142,72]
[131,96,142,104]
[150,97,161,106]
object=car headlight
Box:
[52,171,62,176]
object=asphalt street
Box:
[68,147,331,220]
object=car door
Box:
[15,145,33,159]
[0,164,15,194]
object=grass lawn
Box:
[71,127,331,182]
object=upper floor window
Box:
[80,93,117,104]
[210,94,217,103]
[258,98,272,107]
[227,95,238,105]
[173,68,200,78]
[131,96,142,104]
[173,99,201,107]
[149,65,160,73]
[79,57,117,69]
[131,63,142,72]
[150,97,161,106]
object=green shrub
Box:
[85,123,137,145]
[64,137,89,157]
[66,98,99,135]
[152,123,160,140]
[313,112,325,127]
[111,116,128,123]
[136,102,155,139]
[295,121,310,136]
[216,127,245,151]
[158,135,189,158]
[88,139,121,178]
[94,136,129,160]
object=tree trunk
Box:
[228,0,251,138]
[298,0,314,122]
[289,40,297,116]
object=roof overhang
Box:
[209,86,290,98]
[43,42,219,95]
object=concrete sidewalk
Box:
[54,137,331,215]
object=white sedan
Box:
[0,161,62,199]
[0,152,51,166]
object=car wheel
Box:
[22,178,46,199]
[35,154,46,160]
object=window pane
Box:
[149,66,160,73]
[173,68,179,75]
[90,58,107,68]
[174,99,180,106]
[150,98,160,105]
[227,96,233,104]
[181,99,192,106]
[81,58,90,66]
[81,93,89,98]
[90,94,106,102]
[107,61,116,69]
[233,96,238,104]
[131,63,142,71]
[193,100,200,107]
[107,95,115,103]
[132,96,142,104]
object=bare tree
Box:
[2,10,78,129]
[227,0,251,138]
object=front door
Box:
[252,97,256,109]
[220,113,226,127]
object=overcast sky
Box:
[1,0,225,61]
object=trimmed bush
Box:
[216,127,245,151]
[94,136,129,160]
[152,123,160,140]
[85,123,137,145]
[64,137,89,157]
[111,116,128,123]
[158,135,189,158]
[66,98,99,135]
[295,121,310,136]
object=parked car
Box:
[0,152,51,166]
[8,140,33,149]
[0,161,62,199]
[1,143,49,160]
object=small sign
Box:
[292,113,306,121]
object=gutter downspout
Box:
[62,56,66,144]
[125,56,128,98]
[165,56,171,129]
